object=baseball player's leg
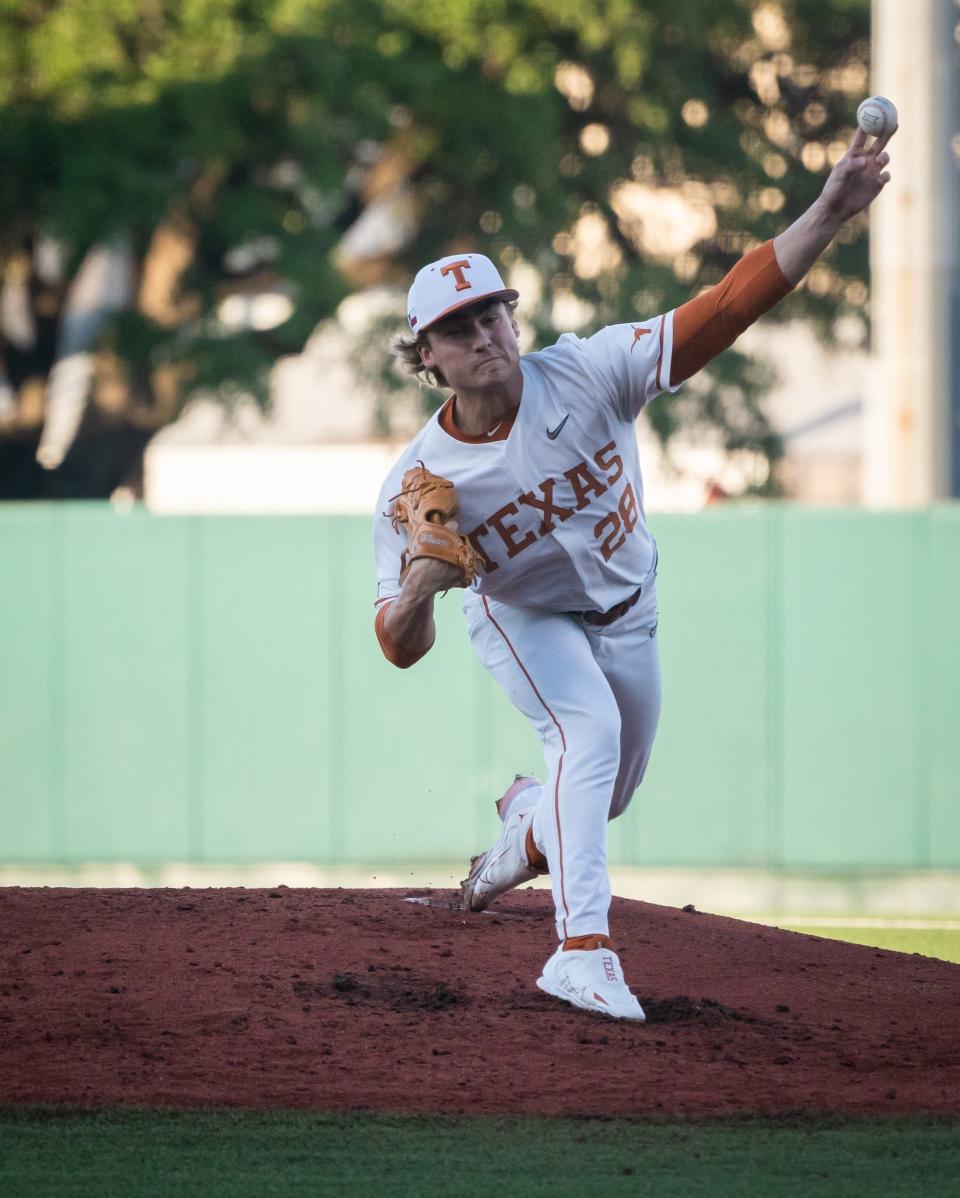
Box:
[461,772,546,912]
[582,583,662,820]
[463,593,622,940]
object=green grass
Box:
[771,922,960,963]
[1,1109,958,1197]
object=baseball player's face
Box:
[420,301,520,394]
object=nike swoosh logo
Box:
[546,415,569,440]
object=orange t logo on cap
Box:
[440,259,473,292]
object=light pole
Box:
[863,0,960,504]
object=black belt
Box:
[581,585,643,627]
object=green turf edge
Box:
[775,925,960,963]
[1,1107,958,1198]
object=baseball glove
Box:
[389,462,480,587]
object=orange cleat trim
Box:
[524,825,548,873]
[562,934,614,952]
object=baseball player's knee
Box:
[608,778,641,821]
[608,793,631,821]
[574,707,622,775]
[607,741,655,820]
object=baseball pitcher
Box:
[373,126,893,1020]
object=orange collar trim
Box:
[438,396,516,444]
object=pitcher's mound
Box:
[1,886,957,1117]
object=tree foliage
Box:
[0,0,871,497]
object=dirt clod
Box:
[640,995,748,1025]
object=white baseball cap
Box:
[407,252,518,334]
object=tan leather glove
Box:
[389,463,481,588]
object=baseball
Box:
[857,95,898,138]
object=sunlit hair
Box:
[391,298,518,390]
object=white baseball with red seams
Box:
[856,96,898,139]
[374,316,678,939]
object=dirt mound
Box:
[1,886,958,1117]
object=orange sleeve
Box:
[670,240,794,387]
[374,601,428,670]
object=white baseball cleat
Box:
[536,944,646,1021]
[461,775,545,912]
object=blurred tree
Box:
[0,0,871,498]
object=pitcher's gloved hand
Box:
[389,462,481,588]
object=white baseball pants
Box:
[463,580,661,941]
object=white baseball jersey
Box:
[374,313,680,616]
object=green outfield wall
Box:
[1,503,958,870]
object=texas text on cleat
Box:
[461,775,547,912]
[537,939,646,1022]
